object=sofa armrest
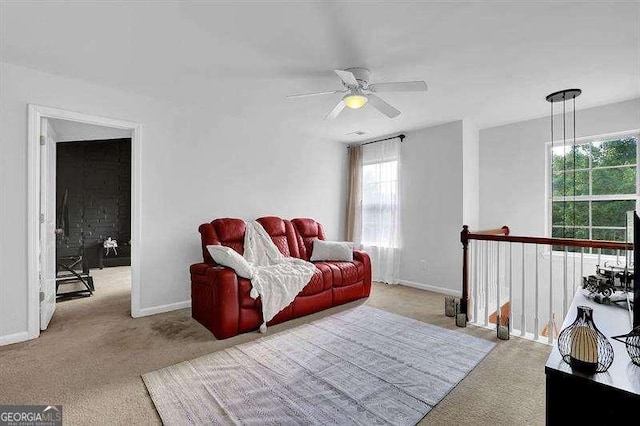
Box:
[190,262,240,339]
[353,250,373,296]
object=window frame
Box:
[361,158,399,248]
[545,129,640,246]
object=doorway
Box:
[27,105,142,340]
[53,122,131,305]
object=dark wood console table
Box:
[545,291,640,424]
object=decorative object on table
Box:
[444,295,456,317]
[546,88,581,240]
[557,305,614,373]
[541,313,559,339]
[583,260,635,310]
[612,326,640,366]
[103,237,118,255]
[496,315,510,340]
[455,300,466,327]
[583,263,634,301]
[143,306,495,425]
[98,240,131,269]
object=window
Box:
[549,132,639,252]
[361,159,399,247]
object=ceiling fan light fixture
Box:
[287,68,427,119]
[343,94,368,109]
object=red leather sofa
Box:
[190,216,372,339]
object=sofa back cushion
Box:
[198,218,246,264]
[256,216,301,258]
[291,218,326,261]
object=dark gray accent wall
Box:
[56,138,131,268]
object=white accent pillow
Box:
[310,240,354,262]
[207,245,254,279]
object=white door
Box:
[39,118,57,330]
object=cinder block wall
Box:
[56,138,131,268]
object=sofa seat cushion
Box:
[333,282,365,305]
[299,266,332,296]
[315,260,364,287]
[238,266,331,304]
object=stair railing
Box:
[461,226,633,343]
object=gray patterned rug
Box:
[143,306,495,425]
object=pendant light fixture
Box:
[546,88,582,238]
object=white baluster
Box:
[496,242,501,332]
[521,243,526,337]
[485,241,489,326]
[580,247,584,295]
[509,243,513,335]
[563,247,568,319]
[534,244,539,341]
[473,240,478,324]
[548,244,553,344]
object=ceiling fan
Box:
[286,67,427,120]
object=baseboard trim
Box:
[135,300,191,317]
[398,280,462,297]
[0,331,30,346]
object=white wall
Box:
[462,119,480,229]
[50,119,132,142]
[399,121,465,293]
[0,62,347,342]
[479,98,640,237]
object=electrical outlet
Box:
[420,260,427,271]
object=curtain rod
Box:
[347,134,405,149]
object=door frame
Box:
[27,104,143,340]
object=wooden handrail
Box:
[465,232,632,251]
[473,226,510,236]
[459,224,633,324]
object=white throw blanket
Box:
[243,221,316,333]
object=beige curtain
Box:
[346,145,362,243]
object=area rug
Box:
[142,306,495,425]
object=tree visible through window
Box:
[550,133,638,253]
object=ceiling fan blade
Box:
[286,90,342,99]
[334,69,359,87]
[325,100,346,120]
[367,94,401,118]
[370,81,428,92]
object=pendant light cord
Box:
[573,95,577,290]
[551,99,554,238]
[563,97,567,238]
[573,96,578,238]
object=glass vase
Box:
[455,301,466,327]
[444,296,456,317]
[497,315,510,340]
[557,305,614,373]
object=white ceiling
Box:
[2,1,639,142]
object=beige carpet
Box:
[0,267,550,425]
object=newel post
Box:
[461,225,470,319]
